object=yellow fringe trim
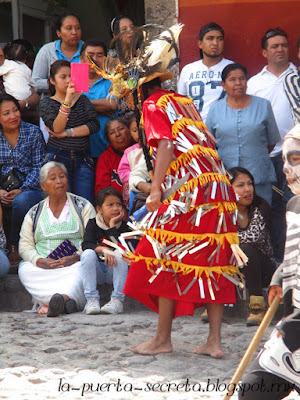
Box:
[166,145,219,175]
[146,228,239,247]
[164,172,231,203]
[171,118,207,138]
[132,254,239,279]
[156,93,194,109]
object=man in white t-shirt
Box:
[178,22,233,122]
[247,27,297,264]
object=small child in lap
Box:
[80,187,129,315]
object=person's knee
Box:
[81,249,98,265]
[0,250,10,277]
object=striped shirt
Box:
[284,68,300,125]
[40,95,100,152]
[281,196,300,309]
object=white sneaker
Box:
[100,298,123,314]
[83,298,101,315]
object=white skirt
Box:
[18,261,86,310]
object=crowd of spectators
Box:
[0,14,299,322]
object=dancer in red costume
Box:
[87,24,246,358]
[123,77,244,357]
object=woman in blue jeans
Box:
[80,187,129,315]
[40,60,100,203]
[0,94,45,266]
[0,204,10,277]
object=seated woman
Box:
[206,63,280,206]
[95,117,132,205]
[18,161,96,317]
[40,60,100,203]
[0,203,10,278]
[0,94,45,266]
[229,167,276,326]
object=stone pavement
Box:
[0,305,298,400]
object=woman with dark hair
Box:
[94,117,132,199]
[39,60,100,202]
[108,15,137,119]
[229,166,276,325]
[206,63,281,206]
[32,14,83,94]
[0,94,45,265]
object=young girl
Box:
[39,60,100,202]
[80,187,129,315]
[118,117,143,185]
[0,42,36,101]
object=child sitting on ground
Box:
[80,187,130,315]
[0,42,36,101]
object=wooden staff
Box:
[223,295,281,400]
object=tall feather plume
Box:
[144,24,183,71]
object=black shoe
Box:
[47,293,65,317]
[64,299,78,314]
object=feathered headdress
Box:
[86,23,183,99]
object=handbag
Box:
[0,168,23,192]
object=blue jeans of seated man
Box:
[0,249,10,277]
[45,146,94,203]
[7,190,44,244]
[80,249,128,302]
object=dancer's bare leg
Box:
[130,296,174,355]
[193,303,224,358]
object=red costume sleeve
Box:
[143,101,173,147]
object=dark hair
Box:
[95,186,123,207]
[3,42,28,62]
[198,22,224,58]
[49,59,70,95]
[80,40,107,57]
[104,117,129,141]
[110,15,133,36]
[221,63,247,82]
[261,27,288,50]
[56,13,81,32]
[228,167,262,211]
[198,22,224,41]
[0,93,21,111]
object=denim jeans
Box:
[45,146,95,203]
[80,249,128,302]
[271,153,294,263]
[6,190,43,244]
[0,249,10,277]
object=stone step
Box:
[0,274,284,322]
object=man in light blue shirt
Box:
[80,40,118,159]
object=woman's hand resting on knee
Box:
[36,255,80,269]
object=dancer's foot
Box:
[37,305,48,315]
[193,343,224,359]
[129,336,173,355]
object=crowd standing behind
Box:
[0,16,299,333]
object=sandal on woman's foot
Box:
[64,299,78,314]
[47,293,65,317]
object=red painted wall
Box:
[179,0,300,77]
